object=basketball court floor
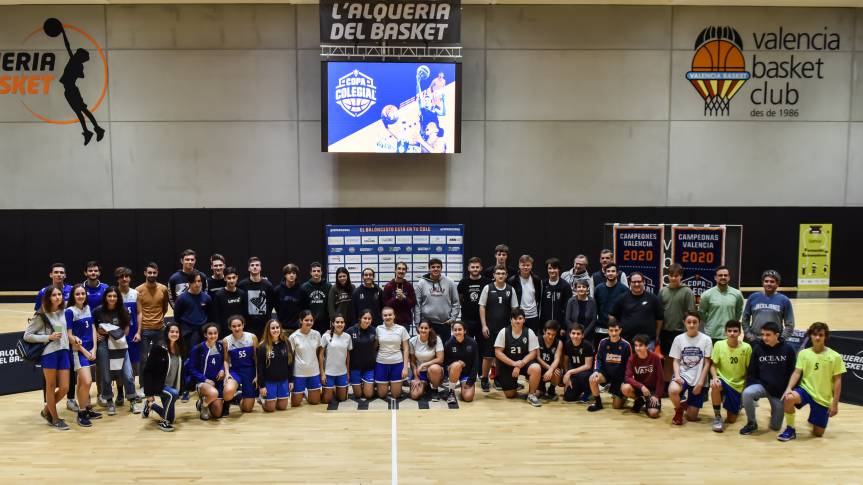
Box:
[1,298,861,483]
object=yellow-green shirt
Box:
[797,347,846,407]
[711,339,751,392]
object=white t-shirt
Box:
[494,326,540,352]
[519,276,538,318]
[669,331,713,386]
[376,324,409,365]
[409,335,444,365]
[321,331,352,376]
[289,329,322,378]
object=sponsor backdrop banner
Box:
[612,224,664,294]
[671,226,726,301]
[0,332,43,396]
[798,223,832,290]
[320,0,461,44]
[828,331,863,406]
[326,224,464,285]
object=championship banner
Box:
[670,226,726,300]
[326,224,464,284]
[798,224,832,290]
[612,224,664,294]
[320,0,461,44]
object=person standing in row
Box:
[174,273,212,354]
[273,263,303,331]
[353,268,383,326]
[206,254,226,294]
[257,319,293,412]
[210,267,246,337]
[238,257,274,338]
[376,307,410,400]
[66,285,100,426]
[699,266,744,342]
[383,261,417,331]
[540,258,572,331]
[415,258,460,344]
[83,261,108,312]
[35,263,72,310]
[659,264,695,379]
[135,263,169,376]
[26,287,71,430]
[116,267,140,382]
[168,249,206,308]
[328,267,355,327]
[591,249,628,292]
[457,257,489,339]
[479,266,518,392]
[509,255,542,336]
[591,264,628,347]
[483,244,515,280]
[562,255,594,297]
[300,262,331,334]
[93,287,138,415]
[565,280,596,335]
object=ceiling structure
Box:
[1,0,862,7]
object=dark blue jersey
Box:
[187,341,224,384]
[594,337,631,382]
[34,284,72,311]
[225,332,256,371]
[65,305,94,349]
[83,282,108,311]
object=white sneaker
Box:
[527,394,542,407]
[66,399,79,412]
[130,400,142,414]
[97,397,109,408]
[136,389,145,399]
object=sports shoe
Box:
[578,393,592,404]
[546,387,558,401]
[107,401,116,416]
[446,389,457,404]
[77,412,92,427]
[200,402,211,421]
[195,396,203,412]
[136,389,145,399]
[66,399,80,412]
[181,391,190,403]
[51,418,70,431]
[87,408,102,419]
[115,397,124,407]
[777,427,797,442]
[712,416,724,433]
[141,400,151,419]
[480,379,490,393]
[587,400,603,412]
[222,402,231,417]
[97,396,109,407]
[493,378,502,391]
[739,422,758,435]
[431,389,441,402]
[157,420,175,432]
[130,400,142,414]
[672,407,684,425]
[599,384,610,394]
[527,394,542,407]
[631,397,645,414]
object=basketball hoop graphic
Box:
[686,26,750,116]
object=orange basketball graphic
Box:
[686,26,750,116]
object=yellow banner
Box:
[798,224,832,290]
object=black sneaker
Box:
[77,412,92,427]
[222,402,231,417]
[446,389,457,404]
[115,397,124,407]
[431,389,440,402]
[157,420,175,432]
[40,408,52,425]
[141,400,151,419]
[51,418,70,431]
[493,378,503,391]
[587,400,604,412]
[739,422,758,435]
[181,391,190,403]
[631,397,645,413]
[480,379,490,393]
[87,408,103,420]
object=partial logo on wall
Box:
[1,17,108,146]
[686,26,750,116]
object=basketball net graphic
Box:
[686,26,750,116]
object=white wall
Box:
[0,4,860,208]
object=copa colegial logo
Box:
[1,17,108,145]
[334,69,377,117]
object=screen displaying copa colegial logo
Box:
[0,17,107,145]
[686,25,840,119]
[323,61,459,153]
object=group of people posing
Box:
[23,245,846,441]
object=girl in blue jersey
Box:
[187,323,226,420]
[347,309,377,400]
[375,307,410,400]
[257,319,293,412]
[321,314,352,404]
[65,284,100,426]
[289,310,323,407]
[409,320,445,401]
[222,315,259,414]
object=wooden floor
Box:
[1,298,862,484]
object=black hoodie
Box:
[747,338,797,398]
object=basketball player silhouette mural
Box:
[44,18,105,145]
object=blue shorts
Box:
[73,348,93,371]
[230,368,258,398]
[418,371,429,382]
[41,349,71,370]
[720,379,742,414]
[349,369,375,385]
[794,386,830,429]
[126,323,140,364]
[324,374,348,389]
[293,375,322,394]
[681,381,705,408]
[375,362,404,383]
[264,380,290,400]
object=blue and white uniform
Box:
[65,305,94,370]
[34,284,72,311]
[375,324,410,383]
[225,331,257,398]
[121,288,140,365]
[321,332,352,388]
[187,341,225,397]
[84,282,108,311]
[289,329,322,393]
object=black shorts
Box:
[660,330,682,355]
[596,371,624,398]
[479,327,501,359]
[462,320,481,339]
[496,362,530,391]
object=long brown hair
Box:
[40,285,63,314]
[260,319,292,367]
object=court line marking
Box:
[0,309,34,314]
[391,398,398,485]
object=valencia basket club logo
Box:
[334,69,377,117]
[686,26,750,116]
[4,17,108,146]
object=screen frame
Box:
[320,60,462,154]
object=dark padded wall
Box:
[1,207,859,291]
